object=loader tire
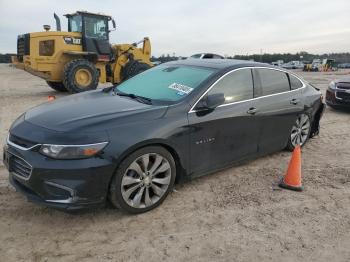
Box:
[63,59,99,93]
[46,81,68,92]
[122,61,151,81]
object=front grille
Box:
[17,34,30,62]
[9,154,32,179]
[336,91,350,101]
[337,82,350,90]
[9,134,36,149]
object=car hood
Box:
[24,90,168,132]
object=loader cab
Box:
[65,11,115,58]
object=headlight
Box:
[329,81,336,89]
[39,40,55,56]
[39,142,108,159]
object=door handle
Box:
[247,107,258,115]
[290,98,300,105]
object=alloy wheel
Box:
[121,153,172,208]
[290,114,310,147]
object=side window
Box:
[289,74,303,90]
[84,17,108,39]
[203,54,214,59]
[258,69,290,96]
[213,55,224,59]
[207,69,253,104]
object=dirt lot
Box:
[0,64,350,262]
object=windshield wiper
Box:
[115,92,153,105]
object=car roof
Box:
[166,59,275,70]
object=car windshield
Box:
[116,65,216,103]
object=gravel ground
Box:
[0,64,349,262]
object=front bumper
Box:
[326,88,350,108]
[3,143,116,211]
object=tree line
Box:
[0,54,15,63]
[152,52,350,64]
[2,52,350,64]
[231,52,350,64]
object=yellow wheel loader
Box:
[12,11,153,93]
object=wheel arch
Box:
[110,140,186,186]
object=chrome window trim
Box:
[188,66,306,113]
[7,135,41,151]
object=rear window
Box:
[258,69,290,96]
[289,74,303,90]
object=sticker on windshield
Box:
[168,83,194,95]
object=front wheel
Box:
[109,146,176,214]
[286,113,311,151]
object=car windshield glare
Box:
[116,65,216,102]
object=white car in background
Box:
[282,61,304,69]
[189,53,224,59]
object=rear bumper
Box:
[310,101,326,137]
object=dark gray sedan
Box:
[4,59,325,213]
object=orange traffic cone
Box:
[48,95,56,101]
[279,145,303,191]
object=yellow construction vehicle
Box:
[12,11,153,93]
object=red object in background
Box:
[48,95,56,101]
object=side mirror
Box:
[196,93,225,110]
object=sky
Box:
[0,0,349,56]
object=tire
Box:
[286,113,312,151]
[121,61,151,81]
[46,81,68,92]
[63,59,99,93]
[109,146,176,214]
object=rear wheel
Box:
[122,61,151,81]
[109,146,176,214]
[46,81,67,92]
[63,59,99,93]
[286,113,311,151]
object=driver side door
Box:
[188,68,260,175]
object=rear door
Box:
[252,68,304,154]
[188,68,259,174]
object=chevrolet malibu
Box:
[3,59,325,213]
